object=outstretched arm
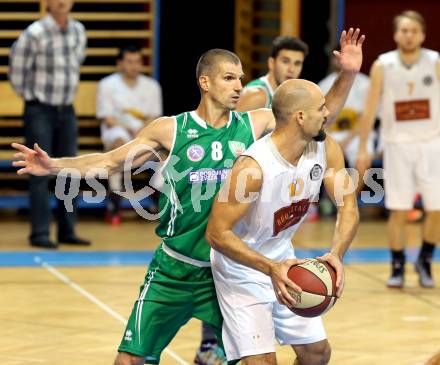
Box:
[206,156,305,307]
[318,135,359,297]
[325,28,365,124]
[12,117,174,177]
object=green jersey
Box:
[155,110,256,262]
[244,75,274,107]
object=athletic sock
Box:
[418,241,435,275]
[390,249,405,277]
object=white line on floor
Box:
[34,256,189,365]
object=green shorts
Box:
[118,245,223,364]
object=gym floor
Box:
[1,218,439,365]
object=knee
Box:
[319,341,331,365]
[296,340,331,365]
[113,352,144,365]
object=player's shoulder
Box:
[231,154,263,184]
[376,50,398,67]
[150,116,175,127]
[324,134,343,158]
[421,48,440,60]
[142,116,175,137]
[241,86,268,99]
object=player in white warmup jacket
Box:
[206,79,360,365]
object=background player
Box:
[356,10,440,288]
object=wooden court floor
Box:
[0,217,439,365]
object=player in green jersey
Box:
[237,36,309,111]
[12,28,364,365]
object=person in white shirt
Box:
[96,45,162,223]
[357,10,439,288]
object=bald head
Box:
[272,79,322,124]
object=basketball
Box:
[287,259,337,318]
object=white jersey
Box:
[211,135,326,301]
[379,48,440,143]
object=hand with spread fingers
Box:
[11,143,53,176]
[269,258,306,308]
[334,27,365,74]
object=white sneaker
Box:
[386,274,404,288]
[415,259,435,288]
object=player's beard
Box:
[313,129,327,142]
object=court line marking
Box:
[34,256,189,365]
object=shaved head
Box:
[272,79,322,124]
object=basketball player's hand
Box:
[11,143,52,176]
[270,259,306,308]
[355,148,372,174]
[335,28,365,74]
[317,252,345,297]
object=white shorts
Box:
[384,136,440,211]
[213,272,326,361]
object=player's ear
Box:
[199,75,209,92]
[296,110,305,126]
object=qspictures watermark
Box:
[54,144,387,220]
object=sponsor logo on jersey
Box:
[188,168,230,184]
[186,128,199,139]
[187,144,205,162]
[310,164,323,181]
[228,140,246,157]
[124,330,133,342]
[273,198,310,236]
[423,75,433,86]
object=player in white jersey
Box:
[356,10,440,288]
[206,79,359,364]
